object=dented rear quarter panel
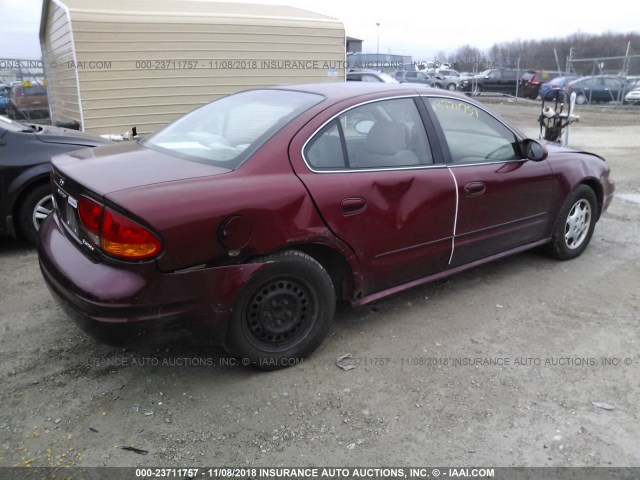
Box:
[104,106,359,274]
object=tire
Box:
[548,185,598,260]
[226,250,335,370]
[17,183,54,246]
[472,84,483,96]
[575,93,588,105]
[446,83,457,91]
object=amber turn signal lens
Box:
[100,209,161,259]
[78,195,161,260]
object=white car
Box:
[624,87,640,105]
[346,70,398,83]
[436,68,463,90]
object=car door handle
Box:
[341,197,367,216]
[464,181,486,197]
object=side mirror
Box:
[522,139,548,162]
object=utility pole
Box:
[376,22,380,70]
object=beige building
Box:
[40,0,345,135]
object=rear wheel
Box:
[548,185,597,260]
[226,250,335,369]
[17,183,53,246]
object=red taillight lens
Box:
[78,196,102,244]
[100,209,161,259]
[77,196,161,260]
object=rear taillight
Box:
[78,196,102,244]
[101,209,161,259]
[78,196,161,260]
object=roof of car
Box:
[230,82,525,137]
[266,81,454,101]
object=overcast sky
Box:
[1,0,639,60]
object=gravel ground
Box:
[1,100,639,472]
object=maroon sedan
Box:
[38,83,614,369]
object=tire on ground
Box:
[548,185,598,260]
[226,249,336,370]
[17,183,53,246]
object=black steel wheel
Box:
[227,250,335,369]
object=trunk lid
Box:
[51,141,232,260]
[52,141,231,196]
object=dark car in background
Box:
[520,70,561,99]
[0,115,110,244]
[539,76,579,100]
[457,68,520,95]
[566,76,627,104]
[6,81,49,120]
[38,83,613,369]
[0,84,10,114]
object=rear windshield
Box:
[145,89,323,169]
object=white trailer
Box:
[40,0,345,135]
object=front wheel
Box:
[575,93,588,105]
[226,250,335,369]
[18,183,54,246]
[548,185,597,260]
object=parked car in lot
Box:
[566,76,627,104]
[347,70,397,83]
[539,76,579,100]
[620,78,640,105]
[0,84,10,114]
[6,81,49,120]
[520,70,561,99]
[38,83,614,369]
[457,68,520,95]
[393,70,444,88]
[0,115,110,244]
[624,87,640,105]
[436,69,463,91]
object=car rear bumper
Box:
[38,214,266,345]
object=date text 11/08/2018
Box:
[135,467,496,478]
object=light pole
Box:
[376,22,380,69]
